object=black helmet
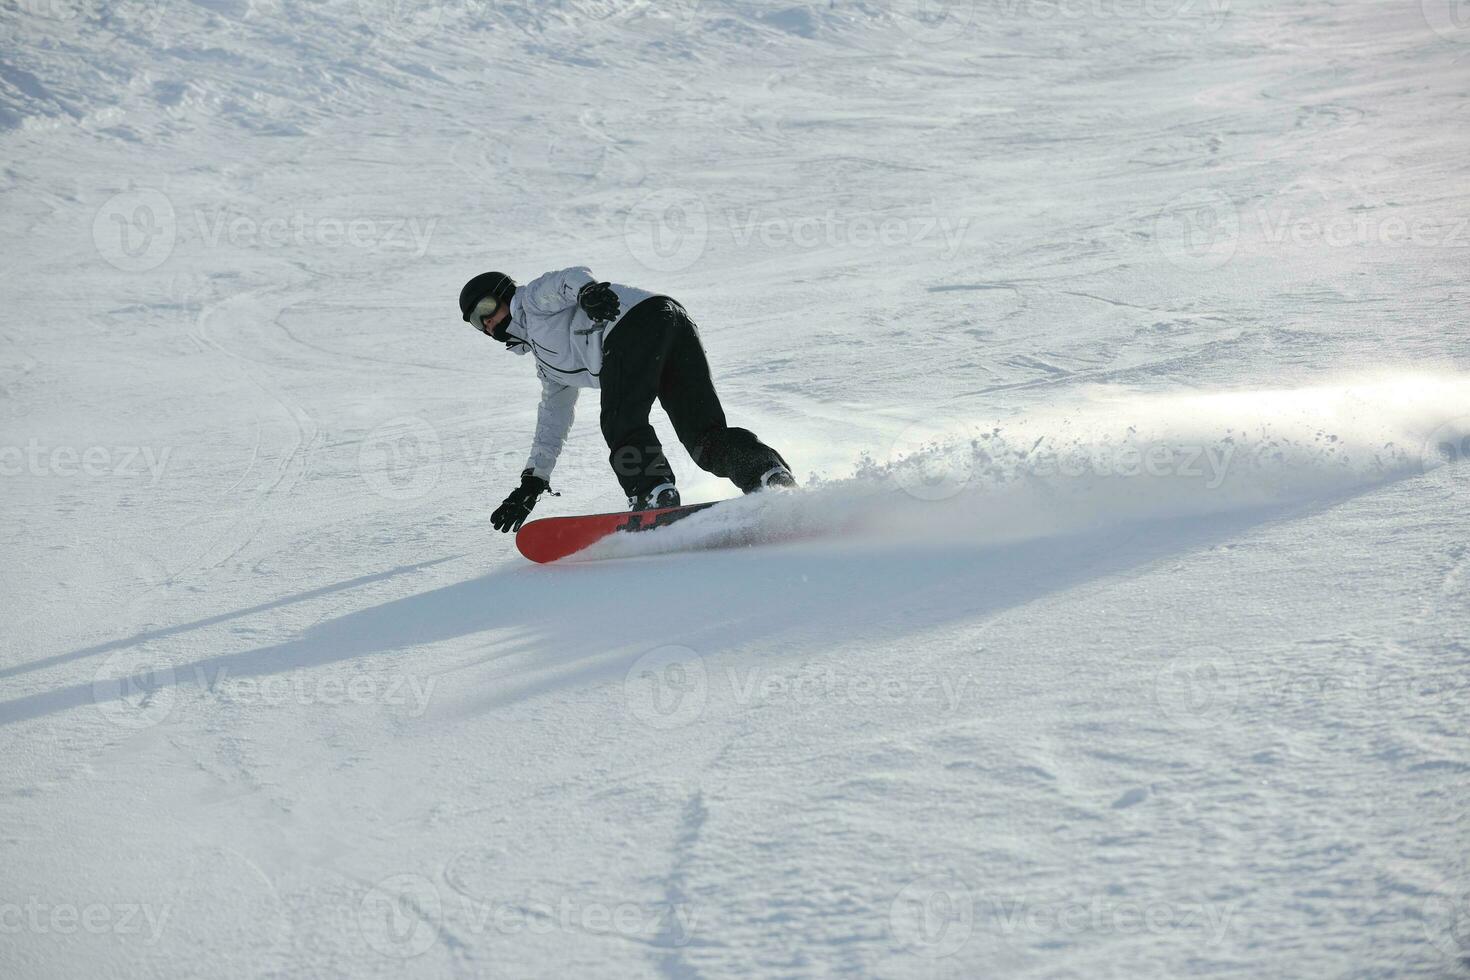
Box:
[459,271,517,322]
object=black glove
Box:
[492,469,550,533]
[578,281,620,322]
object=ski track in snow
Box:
[2,1,1469,977]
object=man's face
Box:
[469,295,510,336]
[480,304,510,334]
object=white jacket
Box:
[502,267,659,480]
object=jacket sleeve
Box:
[519,267,597,317]
[525,378,579,480]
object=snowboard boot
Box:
[629,482,680,512]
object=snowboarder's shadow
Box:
[0,502,1318,728]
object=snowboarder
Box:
[459,268,795,533]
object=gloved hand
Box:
[577,281,620,322]
[491,469,550,533]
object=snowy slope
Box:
[2,0,1468,977]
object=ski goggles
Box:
[468,295,502,334]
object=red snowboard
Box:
[515,501,721,564]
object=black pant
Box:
[600,297,788,498]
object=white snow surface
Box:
[3,1,1469,977]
